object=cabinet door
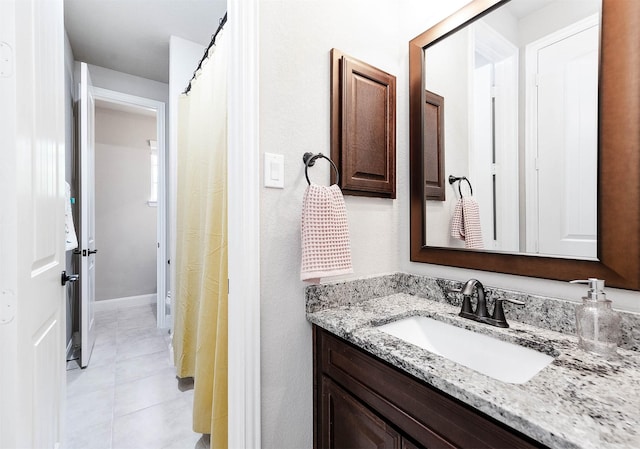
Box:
[402,438,423,449]
[330,49,396,198]
[321,376,401,449]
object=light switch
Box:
[264,153,284,188]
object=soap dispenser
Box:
[570,278,621,358]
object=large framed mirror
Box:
[409,0,640,290]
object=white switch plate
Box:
[264,152,284,188]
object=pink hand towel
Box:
[451,197,484,249]
[301,184,353,283]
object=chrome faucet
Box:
[452,279,524,328]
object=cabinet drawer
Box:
[315,326,545,449]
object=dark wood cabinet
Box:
[331,49,396,199]
[313,325,547,449]
[423,90,445,201]
[321,376,402,449]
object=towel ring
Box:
[303,152,340,185]
[448,175,473,197]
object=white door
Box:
[79,62,97,367]
[0,0,66,447]
[536,23,598,258]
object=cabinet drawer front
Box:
[316,327,544,449]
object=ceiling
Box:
[64,0,227,84]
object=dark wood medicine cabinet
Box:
[331,49,397,199]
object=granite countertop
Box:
[307,292,640,449]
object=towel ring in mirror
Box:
[448,175,473,197]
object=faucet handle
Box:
[491,298,525,328]
[450,287,474,316]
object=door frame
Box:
[469,19,519,252]
[92,86,168,328]
[228,0,262,447]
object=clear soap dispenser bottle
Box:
[570,278,621,358]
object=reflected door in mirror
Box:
[423,0,600,259]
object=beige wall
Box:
[94,106,157,301]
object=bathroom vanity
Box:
[307,274,640,449]
[314,327,542,448]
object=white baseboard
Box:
[95,293,157,312]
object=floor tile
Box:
[117,303,155,320]
[115,334,168,361]
[94,330,118,349]
[95,309,119,323]
[67,363,116,397]
[87,339,118,368]
[116,325,167,344]
[66,301,205,449]
[113,367,184,417]
[117,313,157,332]
[66,387,114,431]
[64,417,112,449]
[111,396,198,449]
[115,349,173,384]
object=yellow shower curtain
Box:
[174,29,228,447]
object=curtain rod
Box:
[183,12,228,94]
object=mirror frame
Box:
[409,0,640,290]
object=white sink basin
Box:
[376,316,554,384]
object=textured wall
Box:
[258,1,472,447]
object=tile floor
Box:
[65,302,209,449]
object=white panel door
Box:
[0,0,66,447]
[79,62,97,367]
[536,24,598,258]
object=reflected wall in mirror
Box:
[409,0,640,290]
[424,0,600,259]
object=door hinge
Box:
[0,289,16,325]
[0,42,13,78]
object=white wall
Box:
[518,0,601,47]
[80,62,170,167]
[424,28,472,248]
[94,107,157,301]
[258,1,471,447]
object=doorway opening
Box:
[68,83,169,369]
[92,87,168,329]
